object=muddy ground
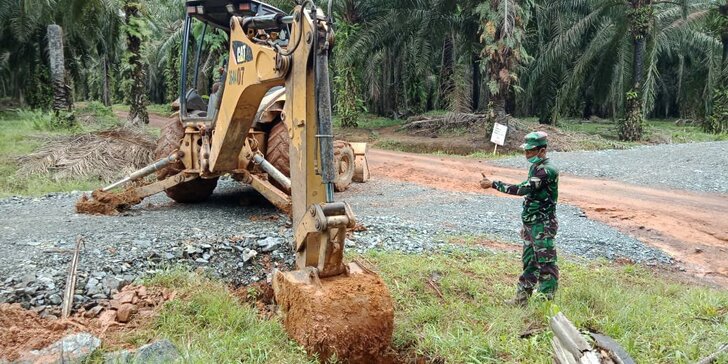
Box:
[368,146,728,287]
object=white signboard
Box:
[490,123,508,146]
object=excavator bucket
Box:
[273,262,394,363]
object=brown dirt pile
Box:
[75,188,142,215]
[17,127,154,182]
[0,304,74,361]
[399,112,618,153]
[0,284,175,361]
[273,267,395,363]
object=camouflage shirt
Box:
[492,158,559,224]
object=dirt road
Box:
[368,149,728,287]
[114,111,168,128]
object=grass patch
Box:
[131,252,727,363]
[375,139,517,160]
[110,269,314,363]
[334,113,405,130]
[0,111,103,197]
[556,118,728,144]
[366,250,728,363]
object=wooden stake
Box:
[62,236,84,319]
[493,144,498,155]
[697,343,728,364]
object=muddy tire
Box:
[155,117,218,203]
[265,122,355,192]
[266,121,291,177]
[333,141,354,192]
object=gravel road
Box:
[492,141,728,193]
[0,177,670,316]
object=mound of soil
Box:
[395,112,616,154]
[0,304,73,361]
[75,188,143,215]
[0,284,174,362]
[273,265,395,363]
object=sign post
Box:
[490,122,508,155]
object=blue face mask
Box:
[528,156,543,164]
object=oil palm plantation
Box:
[527,0,721,140]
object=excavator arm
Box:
[78,2,393,361]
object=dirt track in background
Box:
[115,111,168,128]
[368,149,728,288]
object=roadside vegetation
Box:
[103,249,728,363]
[334,112,726,157]
[0,103,157,197]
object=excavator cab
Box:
[178,0,287,123]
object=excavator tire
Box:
[332,141,355,192]
[266,120,291,178]
[155,117,218,203]
[265,121,354,192]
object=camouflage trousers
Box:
[518,218,559,298]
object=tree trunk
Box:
[438,33,454,109]
[619,37,645,141]
[471,57,481,112]
[721,3,728,66]
[124,0,149,126]
[103,55,111,106]
[491,95,507,126]
[47,24,72,112]
[632,38,644,87]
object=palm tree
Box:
[527,0,719,140]
[123,0,149,125]
[705,0,728,133]
[341,0,480,116]
[47,24,73,113]
[476,0,533,126]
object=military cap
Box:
[521,131,548,150]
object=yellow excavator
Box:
[81,0,393,361]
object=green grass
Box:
[121,251,727,363]
[556,118,728,144]
[367,250,728,363]
[375,139,518,160]
[334,113,405,129]
[103,269,315,364]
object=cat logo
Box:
[233,41,252,64]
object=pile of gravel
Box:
[0,177,671,316]
[342,180,672,263]
[492,141,728,193]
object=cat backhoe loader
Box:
[79,0,392,361]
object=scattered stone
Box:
[257,237,282,252]
[242,249,257,262]
[49,294,62,305]
[84,305,104,318]
[113,290,136,304]
[103,349,131,364]
[18,332,101,364]
[116,303,137,323]
[134,340,180,364]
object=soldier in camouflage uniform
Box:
[480,131,559,306]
